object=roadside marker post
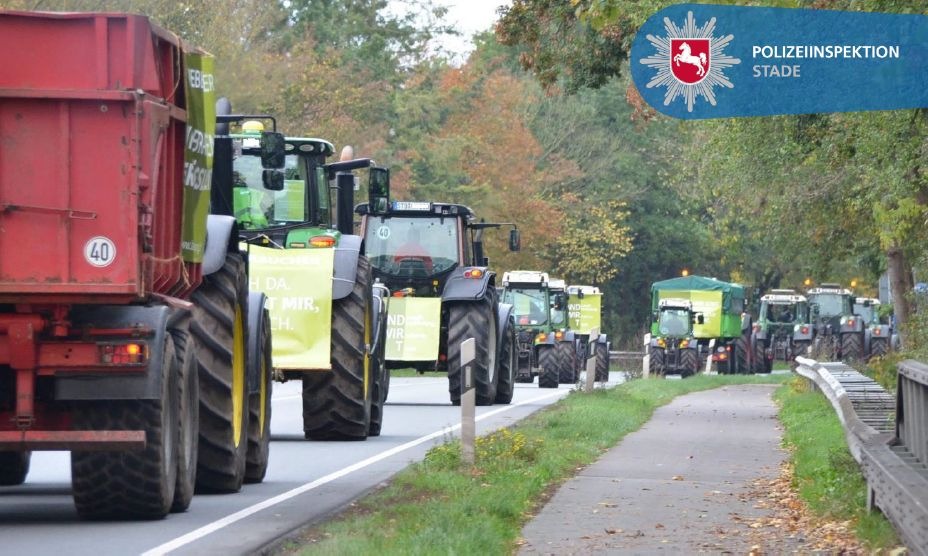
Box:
[460,337,476,466]
[585,328,599,393]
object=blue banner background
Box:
[630,4,928,119]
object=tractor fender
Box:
[203,215,237,276]
[561,330,577,343]
[840,318,864,334]
[649,337,664,349]
[333,235,362,300]
[595,333,609,345]
[792,324,813,341]
[496,302,515,363]
[536,332,557,346]
[56,305,176,400]
[246,291,269,394]
[442,267,493,302]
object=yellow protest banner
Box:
[385,297,442,361]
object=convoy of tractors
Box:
[0,9,898,522]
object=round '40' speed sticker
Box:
[84,236,116,268]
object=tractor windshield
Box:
[364,216,459,276]
[658,308,691,337]
[809,293,850,318]
[233,153,305,229]
[764,303,798,323]
[505,288,549,326]
[854,303,877,324]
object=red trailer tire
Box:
[0,451,30,486]
[170,322,199,512]
[71,336,179,519]
[191,254,249,492]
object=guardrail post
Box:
[460,337,476,466]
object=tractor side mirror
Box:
[652,310,659,322]
[509,229,521,252]
[260,132,286,169]
[554,293,567,310]
[369,167,390,215]
[262,169,284,191]
[695,313,705,325]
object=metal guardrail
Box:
[609,350,644,363]
[796,356,928,555]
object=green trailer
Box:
[648,275,754,374]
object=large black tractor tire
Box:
[840,332,864,363]
[649,347,665,376]
[447,290,499,406]
[495,325,516,404]
[594,342,610,382]
[245,308,272,482]
[556,341,577,384]
[170,321,199,513]
[369,309,389,437]
[71,336,179,519]
[303,256,375,440]
[751,339,766,374]
[537,346,559,388]
[680,348,699,378]
[0,451,30,486]
[870,338,889,359]
[734,336,751,374]
[190,254,249,492]
[791,340,811,369]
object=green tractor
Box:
[566,285,611,383]
[218,113,389,440]
[806,284,861,362]
[647,298,703,376]
[853,297,894,359]
[355,193,520,406]
[751,289,811,372]
[500,272,575,388]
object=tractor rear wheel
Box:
[447,290,499,406]
[537,346,559,388]
[680,349,699,377]
[594,342,610,382]
[71,335,178,519]
[734,336,751,374]
[246,308,272,482]
[369,316,389,436]
[190,254,249,492]
[0,451,30,486]
[751,339,766,374]
[841,333,863,362]
[303,256,374,440]
[649,347,665,376]
[170,321,198,513]
[870,338,889,359]
[495,325,516,404]
[556,341,576,384]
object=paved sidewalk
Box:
[519,384,803,554]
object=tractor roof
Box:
[807,286,852,296]
[761,292,807,304]
[548,279,567,291]
[355,201,475,220]
[503,270,548,286]
[568,285,600,295]
[854,297,880,306]
[285,138,335,157]
[659,298,693,309]
[650,275,744,297]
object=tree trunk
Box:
[887,245,915,346]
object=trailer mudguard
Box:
[496,302,514,363]
[333,234,362,300]
[55,305,177,400]
[203,215,237,276]
[442,267,492,302]
[247,290,268,393]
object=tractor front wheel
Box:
[556,341,576,384]
[495,324,516,404]
[649,347,665,376]
[594,342,610,382]
[447,290,499,406]
[538,346,559,388]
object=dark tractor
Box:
[853,297,894,360]
[806,284,860,361]
[751,289,812,371]
[356,194,520,407]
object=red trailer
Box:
[0,11,274,519]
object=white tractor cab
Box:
[753,289,812,371]
[853,297,895,358]
[501,271,575,387]
[648,298,704,376]
[566,285,611,383]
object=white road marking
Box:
[142,389,567,555]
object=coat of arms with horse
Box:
[670,39,710,84]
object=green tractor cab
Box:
[501,272,575,388]
[752,289,810,372]
[356,196,520,406]
[218,114,390,440]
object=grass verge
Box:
[775,377,899,549]
[287,374,788,554]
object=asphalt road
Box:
[0,373,621,555]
